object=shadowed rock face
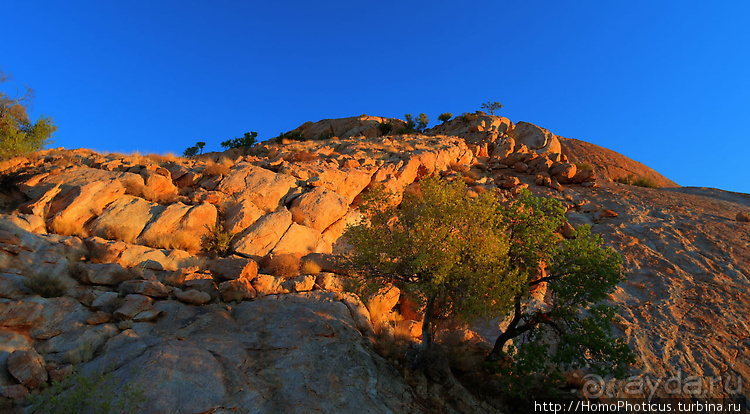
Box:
[80,295,416,414]
[1,115,749,408]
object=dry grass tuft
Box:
[24,273,67,298]
[299,260,322,275]
[204,162,231,177]
[153,232,202,253]
[49,218,88,238]
[262,253,301,279]
[144,153,178,165]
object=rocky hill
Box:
[0,114,748,411]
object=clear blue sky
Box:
[4,1,749,193]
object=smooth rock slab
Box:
[81,295,415,413]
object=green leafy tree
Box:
[481,101,503,115]
[403,113,416,132]
[183,140,206,157]
[221,131,258,149]
[416,113,429,132]
[378,121,393,136]
[183,146,198,157]
[0,71,56,158]
[438,112,452,123]
[345,176,633,377]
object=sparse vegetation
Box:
[205,224,234,257]
[263,253,301,279]
[574,162,593,171]
[23,273,67,298]
[318,131,335,140]
[0,71,57,159]
[614,175,659,188]
[345,176,634,380]
[221,132,258,149]
[481,101,502,115]
[203,160,231,177]
[459,112,478,123]
[27,365,145,414]
[416,113,429,132]
[275,130,305,143]
[378,121,393,136]
[300,259,322,275]
[438,112,452,123]
[183,141,206,157]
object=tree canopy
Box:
[0,71,56,158]
[345,176,633,380]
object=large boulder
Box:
[232,209,293,257]
[216,163,298,213]
[7,349,47,389]
[90,195,162,243]
[137,202,217,253]
[510,121,562,155]
[290,187,348,232]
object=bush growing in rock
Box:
[27,365,145,414]
[438,112,452,123]
[205,224,234,257]
[23,273,67,298]
[221,132,258,149]
[378,121,393,136]
[481,101,502,115]
[0,71,57,159]
[345,176,634,382]
[263,253,301,279]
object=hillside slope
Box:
[0,116,748,410]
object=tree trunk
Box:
[412,293,436,369]
[489,295,534,359]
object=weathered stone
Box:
[282,274,316,292]
[113,294,157,321]
[549,162,577,183]
[251,274,284,296]
[137,202,217,253]
[174,288,211,305]
[74,263,137,286]
[140,169,179,201]
[315,272,344,292]
[207,257,258,281]
[7,349,48,389]
[0,214,46,234]
[510,121,562,154]
[232,209,292,257]
[0,384,29,400]
[120,280,170,298]
[218,278,257,302]
[46,180,126,237]
[290,187,348,232]
[216,163,298,212]
[90,195,162,243]
[223,195,264,235]
[272,223,321,255]
[736,212,750,223]
[86,311,112,325]
[90,291,120,312]
[0,301,43,328]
